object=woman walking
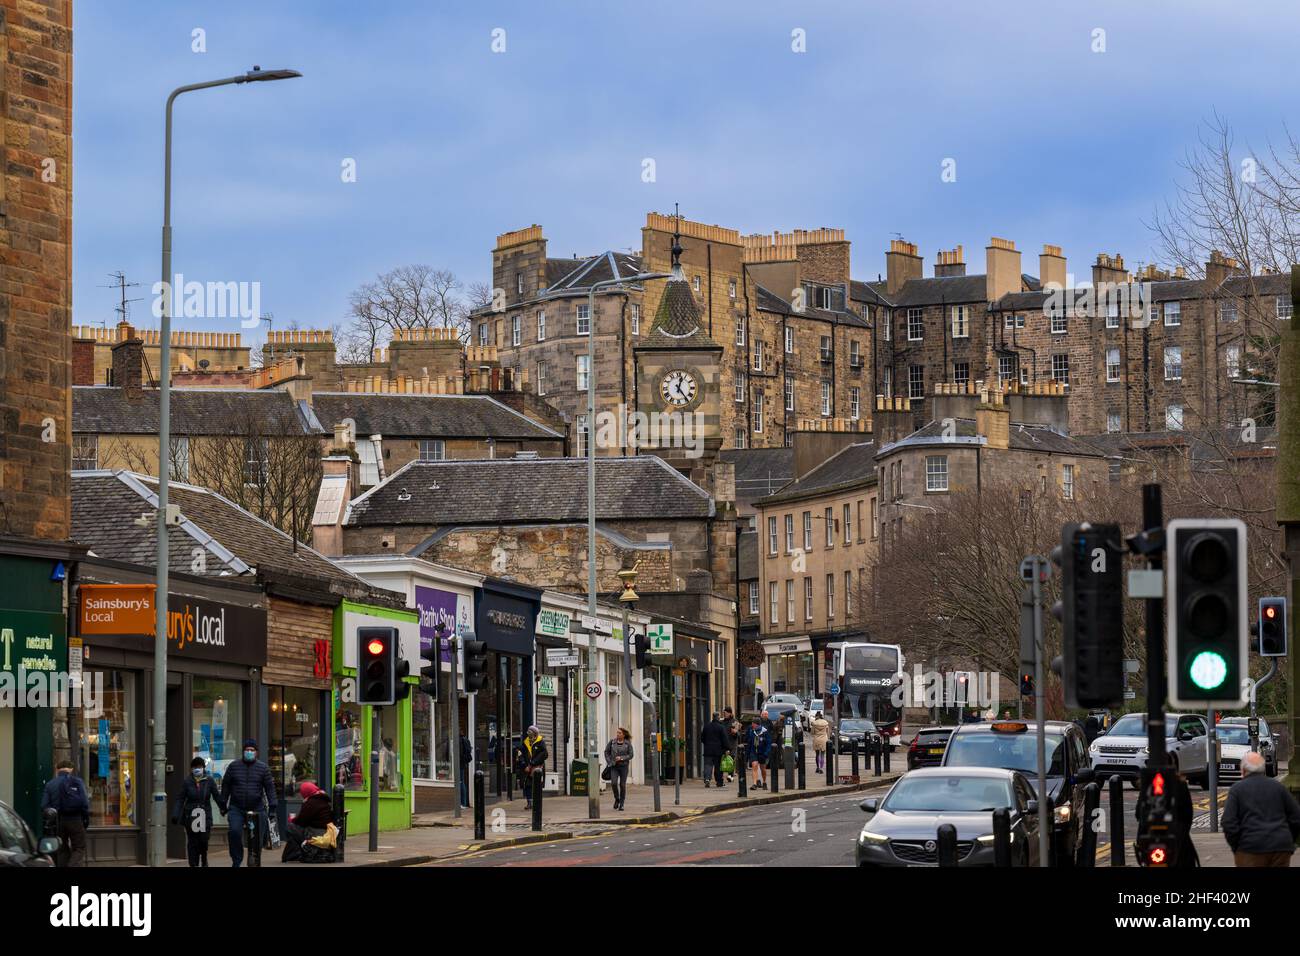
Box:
[809,710,831,773]
[604,727,635,811]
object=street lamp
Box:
[150,66,300,868]
[583,270,669,821]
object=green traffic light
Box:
[1189,650,1228,690]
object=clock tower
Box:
[634,211,724,475]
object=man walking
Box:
[745,717,770,790]
[1222,751,1300,867]
[519,725,548,810]
[458,732,473,808]
[700,713,729,788]
[41,759,89,867]
[220,738,277,867]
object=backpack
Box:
[56,774,85,814]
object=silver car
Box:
[1216,717,1279,777]
[1089,712,1210,789]
[855,767,1042,867]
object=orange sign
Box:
[80,584,156,635]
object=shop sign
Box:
[647,623,673,655]
[79,584,155,635]
[415,585,469,664]
[80,588,267,667]
[475,590,537,656]
[536,608,571,639]
[545,647,580,668]
[313,639,331,679]
[537,674,558,697]
[0,609,67,674]
[342,608,419,671]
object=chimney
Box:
[985,237,1022,302]
[885,239,922,295]
[111,325,145,398]
[934,245,965,277]
[1205,249,1240,288]
[72,336,96,386]
[312,455,354,557]
[792,425,867,481]
[1039,244,1066,290]
[975,389,1009,450]
[1091,252,1127,290]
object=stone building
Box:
[72,323,251,385]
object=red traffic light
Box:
[1152,772,1165,796]
[366,638,385,656]
[1148,845,1167,865]
[1265,605,1277,620]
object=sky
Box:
[72,0,1300,346]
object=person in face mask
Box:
[219,738,277,867]
[171,757,228,867]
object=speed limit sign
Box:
[585,681,602,700]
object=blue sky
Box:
[73,1,1300,343]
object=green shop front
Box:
[0,540,77,834]
[333,601,420,833]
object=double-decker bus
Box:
[828,641,905,748]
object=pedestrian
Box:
[219,737,277,868]
[519,725,548,810]
[458,732,473,808]
[281,781,334,863]
[171,756,227,867]
[700,713,729,788]
[809,710,831,772]
[40,758,89,867]
[721,708,739,783]
[1222,751,1300,867]
[604,727,635,811]
[745,717,770,790]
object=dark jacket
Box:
[172,774,226,832]
[41,772,90,821]
[518,734,548,771]
[745,725,771,762]
[291,792,334,831]
[459,737,473,767]
[700,719,730,758]
[1221,773,1300,854]
[220,758,277,814]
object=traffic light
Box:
[357,626,397,705]
[1259,597,1288,657]
[417,656,438,700]
[634,631,650,669]
[462,636,488,693]
[394,658,412,700]
[1135,769,1182,868]
[1167,519,1247,709]
[1050,522,1125,708]
[1019,672,1034,697]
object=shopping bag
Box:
[600,764,613,781]
[720,753,735,775]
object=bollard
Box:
[826,739,835,787]
[936,822,959,867]
[1108,775,1125,867]
[738,742,748,798]
[992,807,1012,867]
[850,738,860,779]
[873,736,883,777]
[531,768,544,832]
[784,745,795,791]
[474,770,486,841]
[769,745,780,794]
[883,741,891,773]
[797,741,807,790]
[1080,782,1100,867]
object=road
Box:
[433,787,882,867]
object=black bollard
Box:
[992,808,1012,867]
[851,738,860,779]
[1108,775,1124,867]
[769,745,780,794]
[784,743,795,791]
[1080,782,1100,867]
[797,741,806,790]
[473,770,486,841]
[531,768,544,832]
[873,736,883,777]
[936,822,959,867]
[826,740,835,788]
[738,743,748,798]
[883,741,891,773]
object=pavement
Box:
[189,763,906,868]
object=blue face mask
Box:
[243,750,256,762]
[192,767,204,777]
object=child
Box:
[172,757,227,867]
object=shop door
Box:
[165,682,185,860]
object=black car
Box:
[833,718,882,753]
[907,727,956,770]
[940,720,1095,866]
[0,801,58,867]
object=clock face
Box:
[659,369,699,407]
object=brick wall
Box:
[0,0,73,541]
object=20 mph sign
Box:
[585,681,602,700]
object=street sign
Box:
[579,615,614,635]
[545,647,580,668]
[1124,659,1141,673]
[647,622,673,654]
[538,675,558,697]
[829,683,841,696]
[1124,689,1137,700]
[585,681,603,700]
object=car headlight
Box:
[1089,742,1100,753]
[1140,746,1149,755]
[1054,804,1071,824]
[859,830,889,845]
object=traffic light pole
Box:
[450,635,462,820]
[1142,485,1168,770]
[1031,555,1049,869]
[369,704,379,852]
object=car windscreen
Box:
[944,731,1066,775]
[1107,714,1174,738]
[843,646,898,673]
[840,720,876,733]
[1216,726,1250,745]
[882,775,1013,812]
[917,731,952,744]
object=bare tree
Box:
[345,265,477,351]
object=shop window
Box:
[334,696,367,791]
[268,685,320,808]
[377,705,402,792]
[76,670,137,829]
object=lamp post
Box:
[151,67,300,867]
[583,270,669,821]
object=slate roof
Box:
[880,419,1102,458]
[311,393,562,440]
[74,386,323,436]
[544,251,646,293]
[721,447,795,504]
[72,470,400,604]
[754,285,870,328]
[859,274,1041,308]
[640,265,723,350]
[757,442,877,506]
[1075,427,1279,463]
[345,456,714,527]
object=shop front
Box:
[761,636,816,703]
[645,620,718,782]
[533,603,574,791]
[0,542,75,833]
[474,580,540,801]
[73,568,266,863]
[333,600,419,834]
